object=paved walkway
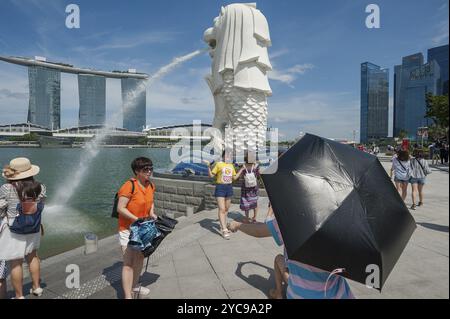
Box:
[12,161,449,299]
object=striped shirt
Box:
[266,216,354,299]
[0,183,47,220]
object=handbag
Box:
[9,201,44,235]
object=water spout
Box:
[52,49,207,206]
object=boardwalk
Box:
[8,160,449,299]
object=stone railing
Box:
[152,173,267,218]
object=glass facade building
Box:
[394,53,441,138]
[121,78,146,132]
[428,44,449,95]
[78,74,106,126]
[360,62,389,143]
[27,66,61,130]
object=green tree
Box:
[425,93,449,128]
[10,133,39,142]
[398,129,408,139]
[425,93,449,141]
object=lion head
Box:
[204,3,272,96]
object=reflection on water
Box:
[0,148,171,258]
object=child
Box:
[239,152,260,223]
[18,180,43,215]
[205,150,243,239]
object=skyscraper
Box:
[360,62,389,143]
[428,44,449,95]
[121,78,146,132]
[78,74,106,126]
[27,66,61,130]
[394,53,441,138]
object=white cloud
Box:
[267,92,360,140]
[268,63,315,86]
[287,64,314,75]
[432,20,449,45]
[74,31,178,52]
[269,49,290,60]
[0,65,29,124]
[432,2,449,45]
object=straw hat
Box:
[2,157,40,181]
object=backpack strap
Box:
[130,179,136,195]
[396,158,407,171]
[415,158,426,174]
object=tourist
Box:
[116,157,157,299]
[428,143,435,161]
[204,150,243,239]
[228,204,354,299]
[239,152,260,223]
[0,158,46,299]
[444,143,449,164]
[439,140,446,165]
[390,150,411,201]
[409,149,431,210]
[432,140,441,165]
[0,198,7,299]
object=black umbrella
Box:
[261,134,416,289]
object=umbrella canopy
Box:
[261,134,416,289]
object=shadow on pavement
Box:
[102,261,160,299]
[235,261,274,298]
[197,211,244,236]
[417,222,449,233]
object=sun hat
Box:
[2,157,40,181]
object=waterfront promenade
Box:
[9,159,449,299]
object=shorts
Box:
[214,184,234,198]
[118,230,131,247]
[394,177,409,184]
[409,177,426,185]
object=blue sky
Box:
[0,0,448,141]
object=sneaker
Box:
[30,287,43,297]
[418,202,423,207]
[221,229,231,240]
[133,286,150,296]
[410,204,416,210]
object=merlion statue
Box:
[203,3,272,155]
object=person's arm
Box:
[203,160,215,178]
[228,220,272,238]
[117,196,139,222]
[149,202,157,220]
[234,165,245,180]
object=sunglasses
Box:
[141,166,153,173]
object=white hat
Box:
[2,157,40,181]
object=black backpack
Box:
[111,180,136,218]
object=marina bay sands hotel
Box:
[0,56,149,132]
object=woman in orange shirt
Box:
[117,157,156,299]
